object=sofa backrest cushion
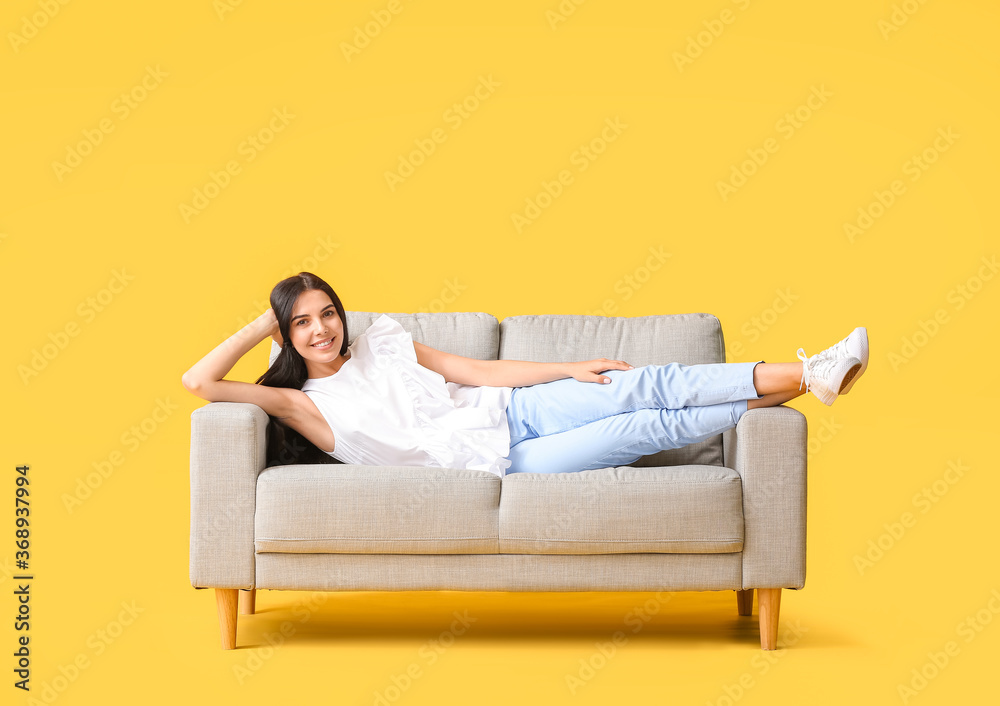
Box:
[498,313,727,468]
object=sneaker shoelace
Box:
[823,337,850,361]
[797,348,812,391]
[797,347,841,392]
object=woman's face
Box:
[288,289,346,364]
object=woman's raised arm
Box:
[180,308,297,419]
[182,308,277,387]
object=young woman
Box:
[181,272,868,475]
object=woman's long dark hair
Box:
[254,272,349,467]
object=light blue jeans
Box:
[504,361,765,474]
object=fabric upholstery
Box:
[255,552,742,592]
[724,407,808,589]
[499,465,743,554]
[255,465,501,554]
[189,402,268,589]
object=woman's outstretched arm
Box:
[483,358,634,386]
[414,341,633,387]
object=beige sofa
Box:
[189,311,807,650]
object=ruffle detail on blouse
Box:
[366,314,512,476]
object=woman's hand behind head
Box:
[259,307,282,346]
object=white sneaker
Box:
[814,327,869,394]
[797,348,863,406]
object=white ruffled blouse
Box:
[299,314,514,477]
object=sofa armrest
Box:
[189,402,269,589]
[722,406,807,590]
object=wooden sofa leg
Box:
[240,588,256,615]
[736,589,754,616]
[215,589,238,649]
[758,588,781,650]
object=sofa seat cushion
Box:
[498,465,744,554]
[254,466,501,554]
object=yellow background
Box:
[2,0,998,704]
